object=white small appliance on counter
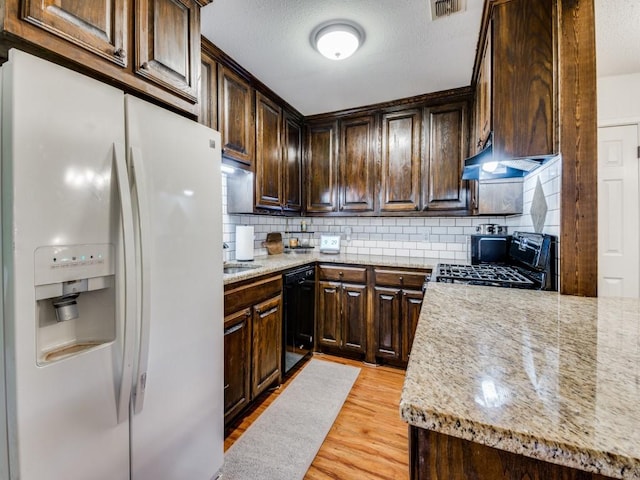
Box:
[319,235,341,254]
[236,225,255,261]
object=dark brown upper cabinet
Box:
[306,120,338,213]
[218,65,255,167]
[339,115,377,213]
[490,0,556,160]
[199,49,218,129]
[255,92,283,210]
[20,0,128,67]
[135,0,201,102]
[283,112,303,212]
[7,0,210,116]
[423,103,468,211]
[380,109,422,212]
[473,25,492,153]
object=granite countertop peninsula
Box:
[400,282,640,479]
[223,251,440,285]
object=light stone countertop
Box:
[223,251,439,285]
[400,282,640,479]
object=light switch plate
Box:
[319,235,341,254]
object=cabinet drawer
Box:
[373,268,430,290]
[224,275,282,316]
[318,265,367,283]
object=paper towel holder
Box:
[235,225,255,261]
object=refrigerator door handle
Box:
[113,142,137,424]
[129,145,152,415]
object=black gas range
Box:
[435,232,557,291]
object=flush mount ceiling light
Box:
[312,21,364,61]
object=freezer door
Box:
[125,95,224,479]
[1,50,130,479]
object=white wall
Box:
[598,73,640,124]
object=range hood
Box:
[462,133,555,180]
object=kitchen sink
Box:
[223,263,261,274]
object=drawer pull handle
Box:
[257,307,278,317]
[224,322,244,335]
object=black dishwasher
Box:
[282,265,316,376]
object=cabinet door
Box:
[21,0,127,66]
[255,92,283,210]
[401,290,424,363]
[251,295,282,398]
[283,112,303,212]
[341,284,367,354]
[493,0,554,159]
[423,103,468,210]
[317,281,341,348]
[218,66,255,166]
[224,308,251,424]
[251,295,282,399]
[478,28,492,149]
[339,115,376,212]
[135,0,200,102]
[199,50,217,129]
[473,26,492,153]
[373,286,402,360]
[306,121,338,213]
[380,109,422,212]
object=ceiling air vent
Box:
[429,0,466,20]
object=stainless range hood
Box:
[462,133,555,180]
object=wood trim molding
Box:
[558,0,598,296]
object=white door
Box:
[125,95,224,479]
[598,124,640,297]
[1,51,130,479]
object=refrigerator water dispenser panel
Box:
[34,244,116,365]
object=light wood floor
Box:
[224,353,410,480]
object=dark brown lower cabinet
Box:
[223,275,282,425]
[251,294,282,397]
[223,308,251,424]
[373,286,402,360]
[317,281,367,356]
[410,427,614,480]
[402,290,424,363]
[317,264,367,357]
[372,268,429,366]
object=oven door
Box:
[470,235,511,264]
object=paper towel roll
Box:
[235,225,254,261]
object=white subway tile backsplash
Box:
[221,156,561,264]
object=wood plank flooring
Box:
[224,353,409,480]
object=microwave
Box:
[469,234,511,264]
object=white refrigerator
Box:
[0,49,224,479]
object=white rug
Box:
[222,358,361,480]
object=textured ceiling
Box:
[595,0,640,77]
[201,0,639,116]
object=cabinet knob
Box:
[141,62,149,70]
[399,276,404,283]
[114,48,126,59]
[339,271,343,276]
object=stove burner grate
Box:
[436,263,536,287]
